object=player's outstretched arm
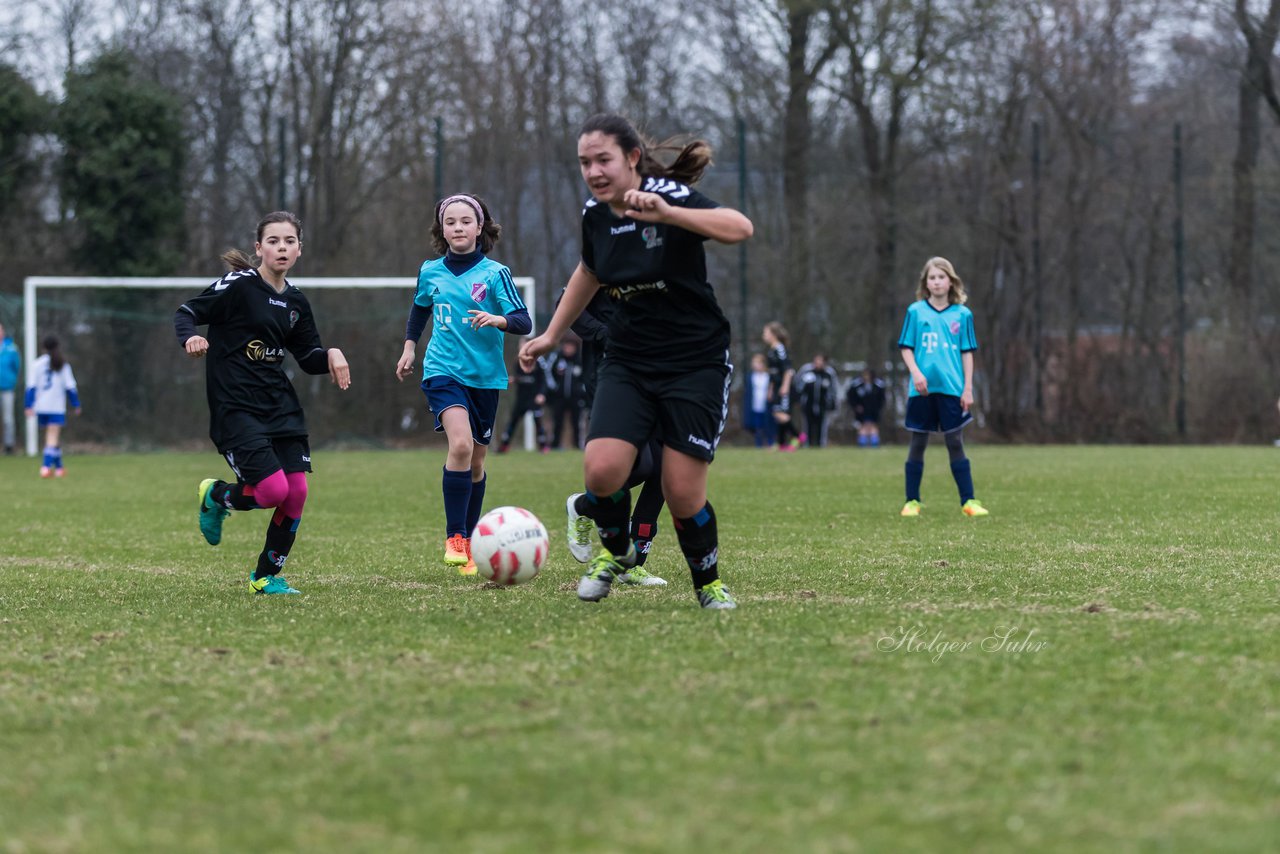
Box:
[328,348,351,390]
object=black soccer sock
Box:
[674,502,719,589]
[630,518,658,566]
[586,489,631,558]
[254,510,299,579]
[213,480,258,511]
[630,474,666,567]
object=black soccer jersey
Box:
[175,268,328,449]
[766,343,792,401]
[581,177,730,372]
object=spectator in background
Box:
[796,353,839,447]
[848,367,888,448]
[763,321,802,451]
[497,355,549,453]
[0,323,19,455]
[744,352,774,448]
[545,338,587,449]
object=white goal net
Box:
[20,276,538,457]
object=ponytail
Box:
[220,249,255,271]
[43,335,63,371]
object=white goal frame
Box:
[21,275,538,457]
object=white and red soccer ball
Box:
[470,506,549,585]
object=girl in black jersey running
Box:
[519,113,752,610]
[175,211,351,595]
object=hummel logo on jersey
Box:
[610,222,637,235]
[642,177,690,198]
[687,434,712,450]
[268,297,288,308]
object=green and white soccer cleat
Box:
[565,493,596,563]
[577,549,633,602]
[696,579,737,610]
[198,478,230,545]
[616,566,667,586]
[961,499,989,517]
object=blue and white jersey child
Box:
[897,300,978,398]
[415,256,525,389]
[25,354,80,415]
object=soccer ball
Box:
[470,506,549,585]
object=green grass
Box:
[1,446,1277,852]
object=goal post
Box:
[21,275,538,457]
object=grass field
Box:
[1,445,1277,852]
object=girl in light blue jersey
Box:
[395,194,531,574]
[897,257,988,518]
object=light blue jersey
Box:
[416,255,525,389]
[898,300,977,398]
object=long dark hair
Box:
[43,335,64,371]
[220,211,304,271]
[579,113,713,186]
[430,194,501,255]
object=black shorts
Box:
[587,357,732,462]
[221,435,312,484]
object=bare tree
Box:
[1227,0,1280,323]
[826,0,993,359]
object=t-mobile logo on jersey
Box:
[921,331,939,353]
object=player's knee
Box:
[286,471,309,503]
[583,460,626,495]
[253,470,290,507]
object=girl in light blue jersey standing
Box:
[897,257,988,518]
[396,194,531,574]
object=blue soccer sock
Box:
[905,460,924,502]
[442,467,472,537]
[465,473,487,536]
[950,458,975,504]
[42,446,54,468]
